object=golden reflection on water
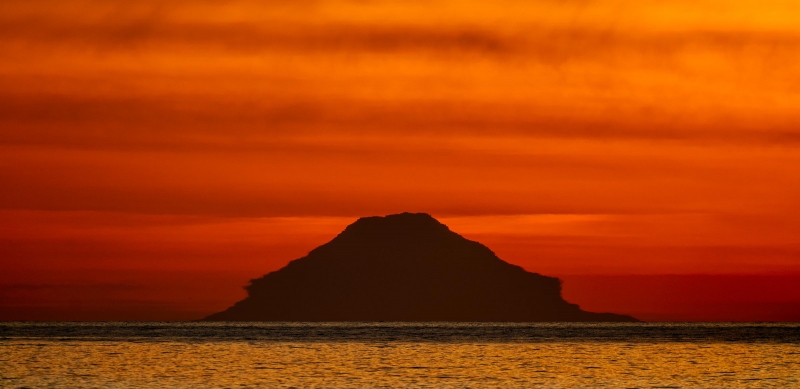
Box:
[2,341,799,388]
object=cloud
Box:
[3,16,800,61]
[2,0,800,154]
[0,283,140,292]
[2,92,800,151]
[3,0,800,63]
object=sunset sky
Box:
[2,0,799,321]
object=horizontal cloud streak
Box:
[4,19,800,61]
[2,94,800,150]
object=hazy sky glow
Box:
[2,0,799,321]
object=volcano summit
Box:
[205,213,637,321]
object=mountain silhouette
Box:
[205,213,637,321]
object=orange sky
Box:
[1,0,799,321]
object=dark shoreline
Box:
[2,322,798,344]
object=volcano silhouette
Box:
[205,213,637,321]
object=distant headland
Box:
[205,212,637,322]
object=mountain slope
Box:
[205,213,637,321]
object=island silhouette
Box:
[205,213,637,321]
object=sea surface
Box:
[1,322,798,388]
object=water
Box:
[2,323,798,388]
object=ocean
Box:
[2,322,798,388]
